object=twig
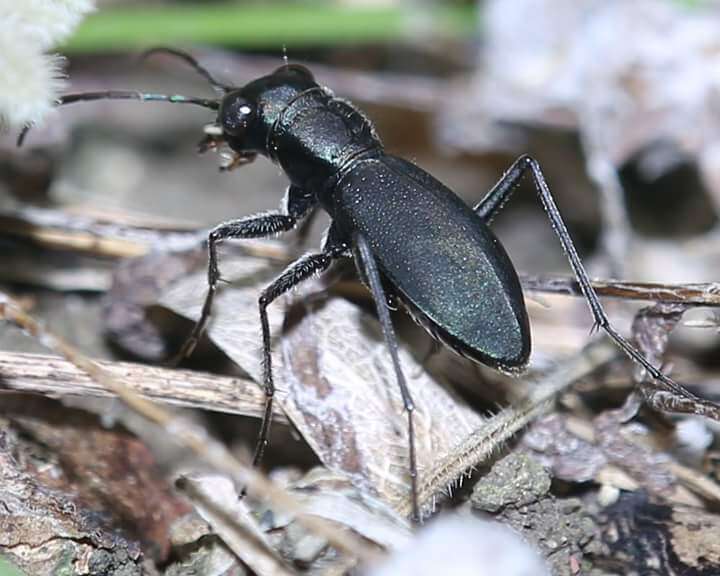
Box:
[0,293,380,563]
[179,475,296,576]
[520,274,720,307]
[335,276,720,309]
[0,350,287,423]
[0,206,292,260]
[402,339,619,518]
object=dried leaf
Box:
[279,297,483,510]
[104,247,205,360]
[291,469,412,550]
[630,303,686,384]
[159,254,484,512]
[628,303,720,420]
[159,252,284,382]
[523,409,679,498]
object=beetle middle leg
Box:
[253,226,348,466]
[172,185,315,363]
[475,154,702,400]
[355,233,420,522]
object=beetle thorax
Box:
[267,90,383,192]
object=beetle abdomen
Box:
[336,156,531,371]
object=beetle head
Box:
[203,64,318,168]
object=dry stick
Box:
[335,277,720,309]
[179,476,296,576]
[0,207,292,261]
[0,294,379,563]
[0,350,287,423]
[520,274,720,307]
[400,339,619,518]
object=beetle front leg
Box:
[171,185,316,363]
[355,233,420,522]
[476,154,706,402]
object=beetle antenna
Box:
[141,47,231,93]
[17,90,219,147]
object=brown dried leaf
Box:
[279,297,484,510]
[630,303,686,383]
[522,408,677,497]
[159,252,284,381]
[290,469,412,550]
[628,303,720,420]
[159,254,484,512]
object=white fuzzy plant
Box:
[0,0,95,129]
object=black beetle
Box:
[19,49,696,520]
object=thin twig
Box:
[334,276,720,309]
[520,274,720,307]
[0,293,380,563]
[0,206,292,261]
[179,475,296,576]
[0,350,287,423]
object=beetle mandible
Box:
[19,48,694,521]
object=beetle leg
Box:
[472,156,529,224]
[171,185,316,364]
[253,226,349,467]
[355,233,420,522]
[476,154,705,402]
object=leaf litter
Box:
[158,248,485,513]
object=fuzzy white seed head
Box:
[0,0,95,49]
[0,1,95,128]
[0,37,66,127]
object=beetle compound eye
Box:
[220,95,255,137]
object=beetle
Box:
[19,48,699,520]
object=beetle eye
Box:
[220,95,254,137]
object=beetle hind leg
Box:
[476,154,707,403]
[355,233,420,522]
